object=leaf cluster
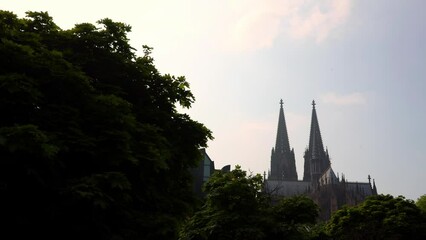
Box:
[0,10,212,239]
[417,194,426,213]
[180,166,319,240]
[326,194,426,240]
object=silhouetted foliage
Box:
[179,166,267,240]
[326,194,426,240]
[0,10,211,239]
[179,166,319,240]
[267,195,319,240]
[417,194,426,213]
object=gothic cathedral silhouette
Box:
[265,100,377,220]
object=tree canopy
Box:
[417,194,426,213]
[0,10,211,239]
[326,194,426,240]
[179,166,319,240]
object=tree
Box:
[179,166,320,240]
[326,194,426,240]
[267,195,319,240]
[0,10,211,239]
[417,195,426,213]
[180,166,267,240]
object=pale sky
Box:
[2,0,425,201]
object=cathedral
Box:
[265,100,378,220]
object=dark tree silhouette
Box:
[0,10,211,239]
[180,166,319,240]
[326,194,426,240]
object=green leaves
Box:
[272,195,319,225]
[180,166,267,240]
[326,194,426,240]
[68,172,132,209]
[0,10,24,38]
[0,124,58,158]
[204,166,264,213]
[0,10,212,239]
[97,18,134,59]
[180,166,319,240]
[24,11,60,33]
[417,195,426,213]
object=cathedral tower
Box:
[269,100,298,181]
[303,100,330,183]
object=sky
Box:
[2,0,425,201]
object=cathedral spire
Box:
[308,100,325,160]
[269,99,298,181]
[275,99,291,153]
[372,179,378,195]
[303,100,330,182]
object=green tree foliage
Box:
[179,166,319,240]
[326,194,426,240]
[417,195,426,213]
[0,10,211,239]
[267,195,319,240]
[180,166,267,240]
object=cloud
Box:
[288,0,352,43]
[225,0,294,51]
[224,0,353,52]
[321,92,367,106]
[3,0,353,55]
[230,11,284,50]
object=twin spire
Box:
[269,99,329,182]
